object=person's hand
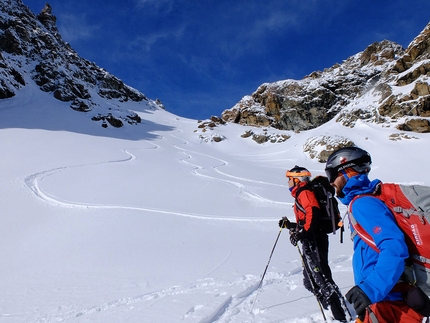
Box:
[289,230,303,246]
[346,285,371,317]
[279,217,290,228]
[279,217,297,230]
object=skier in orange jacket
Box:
[280,166,347,322]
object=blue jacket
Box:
[339,174,408,303]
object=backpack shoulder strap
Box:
[349,195,381,253]
[295,184,312,214]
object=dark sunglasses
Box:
[325,168,339,183]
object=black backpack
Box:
[296,176,341,234]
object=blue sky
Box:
[24,0,430,120]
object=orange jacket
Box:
[291,181,321,236]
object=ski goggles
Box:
[285,170,311,178]
[325,167,340,183]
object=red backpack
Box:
[348,182,430,297]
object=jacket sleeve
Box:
[351,196,408,303]
[296,190,321,237]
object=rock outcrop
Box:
[222,23,430,134]
[0,0,163,127]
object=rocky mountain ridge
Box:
[0,0,163,128]
[221,23,430,135]
[1,1,430,160]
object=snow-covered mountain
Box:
[1,2,430,323]
[2,0,430,155]
[222,23,430,136]
[0,0,164,129]
[3,78,430,323]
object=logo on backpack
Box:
[411,224,423,245]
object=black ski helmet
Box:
[286,165,311,182]
[324,147,371,183]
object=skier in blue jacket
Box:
[324,147,423,323]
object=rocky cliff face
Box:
[0,0,163,128]
[2,0,430,148]
[222,23,430,134]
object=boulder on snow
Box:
[303,135,355,162]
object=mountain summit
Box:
[0,0,163,128]
[1,0,430,139]
[222,23,430,134]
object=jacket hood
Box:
[339,174,381,205]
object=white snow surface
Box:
[1,82,429,323]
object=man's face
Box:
[331,174,347,198]
[287,177,295,188]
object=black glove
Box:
[289,230,303,246]
[345,285,372,317]
[279,217,289,228]
[278,217,297,230]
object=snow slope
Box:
[0,82,429,323]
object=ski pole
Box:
[250,226,283,313]
[296,244,328,323]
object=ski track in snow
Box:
[23,133,288,222]
[171,133,287,188]
[171,135,288,208]
[21,128,340,322]
[29,276,240,322]
[27,273,319,323]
